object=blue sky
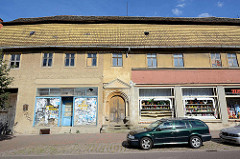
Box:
[0,0,239,22]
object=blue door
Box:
[62,97,73,126]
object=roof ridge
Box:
[3,15,240,25]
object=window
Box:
[227,53,239,67]
[10,54,21,68]
[147,53,157,68]
[175,121,190,129]
[65,53,75,67]
[42,53,53,67]
[112,53,122,67]
[189,120,206,128]
[158,122,173,130]
[211,53,222,67]
[87,53,97,67]
[173,54,184,67]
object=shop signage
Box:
[231,89,240,94]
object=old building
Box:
[1,16,240,134]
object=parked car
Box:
[219,124,240,145]
[127,118,211,150]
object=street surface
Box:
[1,151,240,159]
[0,131,239,158]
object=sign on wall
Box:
[74,97,97,125]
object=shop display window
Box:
[183,98,217,119]
[140,98,173,120]
[182,88,219,120]
[139,88,175,121]
[226,98,240,119]
[34,97,60,127]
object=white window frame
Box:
[173,53,184,67]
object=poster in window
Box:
[74,97,97,125]
[34,98,60,126]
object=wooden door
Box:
[109,96,125,123]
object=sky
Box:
[0,0,240,22]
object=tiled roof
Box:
[1,16,240,48]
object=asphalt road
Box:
[1,151,240,159]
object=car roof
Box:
[158,118,202,122]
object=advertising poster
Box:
[34,98,60,126]
[74,97,97,125]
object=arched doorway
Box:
[109,95,126,123]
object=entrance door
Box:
[109,96,125,123]
[62,97,73,126]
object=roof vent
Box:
[144,31,149,35]
[29,31,35,36]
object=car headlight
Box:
[128,134,135,140]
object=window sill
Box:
[228,119,240,122]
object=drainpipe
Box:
[0,18,3,29]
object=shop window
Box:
[173,54,184,67]
[211,53,222,67]
[139,88,175,121]
[140,89,172,97]
[74,97,97,125]
[225,88,240,119]
[147,53,157,68]
[37,87,98,97]
[34,97,60,127]
[182,88,219,120]
[10,54,21,68]
[226,98,240,119]
[87,53,97,67]
[42,53,53,67]
[112,53,122,67]
[65,53,75,67]
[227,53,239,67]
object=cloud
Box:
[172,8,182,16]
[217,1,223,7]
[177,3,185,8]
[198,13,212,17]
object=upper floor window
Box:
[227,53,239,67]
[173,54,184,67]
[147,53,157,68]
[65,53,75,67]
[42,53,53,67]
[211,53,222,67]
[87,53,97,67]
[10,54,21,68]
[112,53,122,67]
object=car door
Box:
[152,121,174,144]
[172,120,191,143]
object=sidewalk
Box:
[1,130,239,156]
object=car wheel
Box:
[189,136,202,148]
[140,137,153,150]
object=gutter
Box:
[1,45,240,50]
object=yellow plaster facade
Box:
[1,17,240,134]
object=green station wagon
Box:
[127,118,211,150]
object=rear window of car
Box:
[189,120,206,128]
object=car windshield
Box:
[146,120,163,130]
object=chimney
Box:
[0,18,3,29]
